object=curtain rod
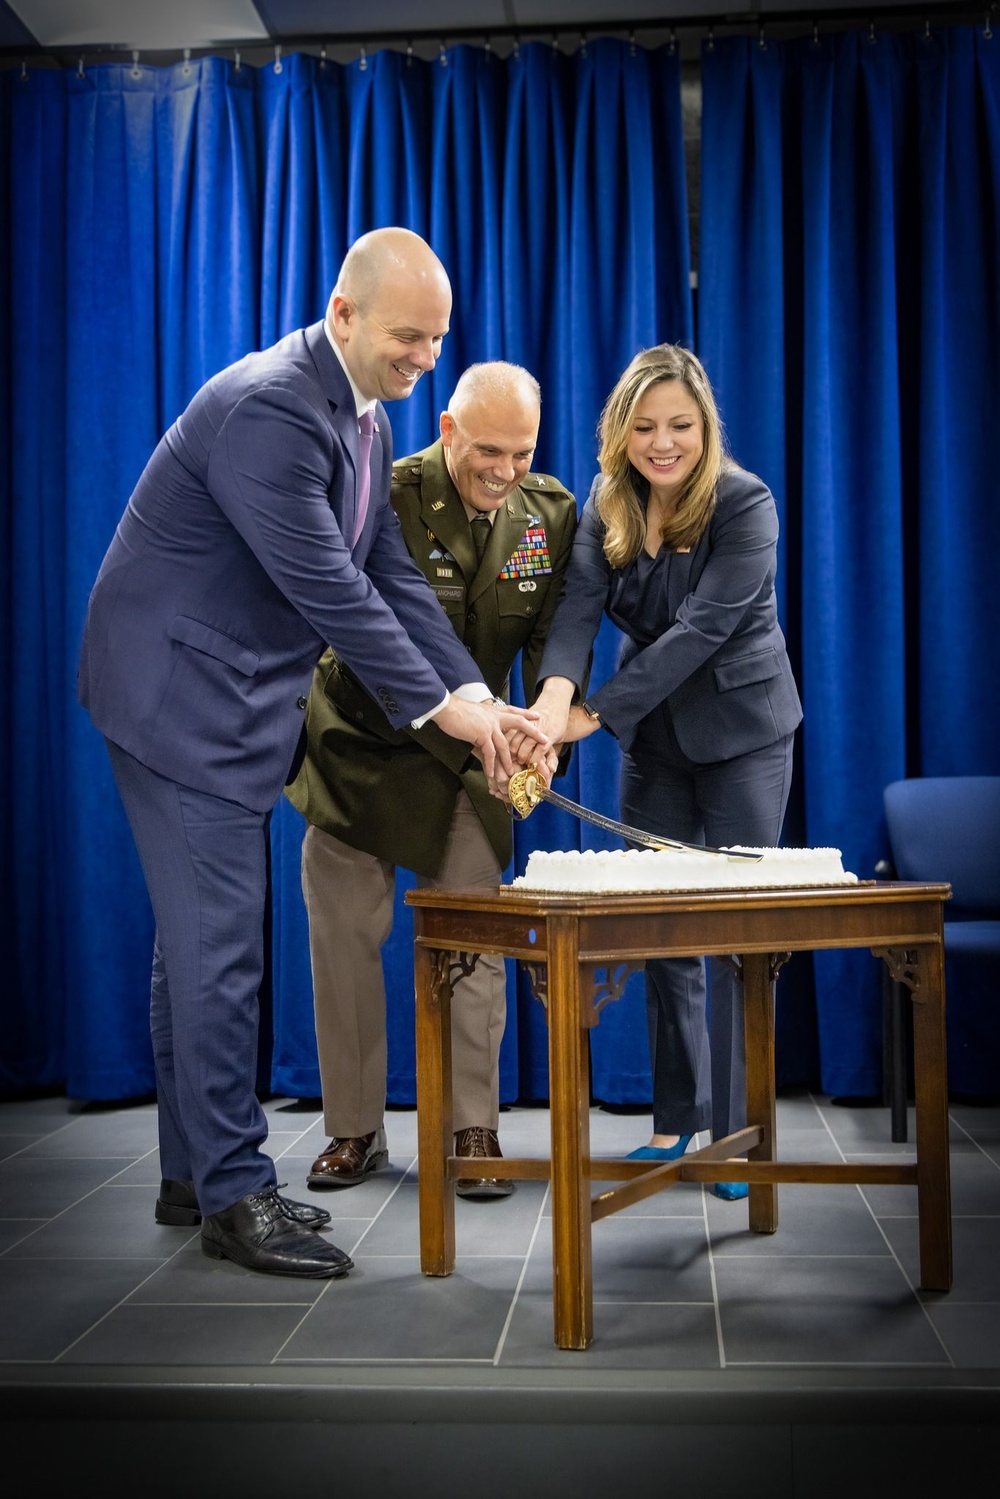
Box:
[1,4,992,65]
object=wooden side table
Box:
[406,881,952,1350]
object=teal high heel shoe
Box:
[712,1180,749,1200]
[625,1134,693,1162]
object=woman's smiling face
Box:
[626,379,705,499]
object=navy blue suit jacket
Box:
[538,464,802,760]
[79,322,480,812]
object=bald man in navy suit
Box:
[79,228,547,1279]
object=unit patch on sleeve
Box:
[499,523,552,579]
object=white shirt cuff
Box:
[410,682,493,730]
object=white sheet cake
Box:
[511,845,858,893]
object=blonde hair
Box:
[595,344,727,568]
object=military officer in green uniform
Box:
[286,362,578,1198]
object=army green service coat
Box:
[286,440,578,877]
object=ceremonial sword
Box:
[507,768,764,861]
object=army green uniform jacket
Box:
[286,440,577,878]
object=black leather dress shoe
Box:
[201,1186,353,1277]
[156,1177,331,1230]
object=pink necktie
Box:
[353,409,375,544]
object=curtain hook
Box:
[77,56,85,79]
[759,25,767,51]
[19,58,27,82]
[707,26,715,53]
[234,49,241,72]
[319,45,326,69]
[924,19,931,42]
[869,20,877,44]
[580,30,587,59]
[439,41,448,67]
[131,50,143,78]
[182,48,192,77]
[812,23,820,48]
[406,40,413,66]
[669,29,676,56]
[512,34,520,60]
[484,35,492,56]
[274,44,283,73]
[985,12,994,40]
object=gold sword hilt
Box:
[508,766,543,818]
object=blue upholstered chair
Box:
[878,776,1000,1139]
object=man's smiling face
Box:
[440,394,539,513]
[333,270,452,404]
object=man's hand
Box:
[434,695,549,783]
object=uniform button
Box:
[468,610,477,623]
[297,696,308,710]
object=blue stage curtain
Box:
[699,25,1000,1097]
[0,41,690,1103]
[19,29,994,1110]
[262,40,691,1107]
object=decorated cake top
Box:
[511,846,858,893]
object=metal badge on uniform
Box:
[499,524,552,580]
[431,500,445,511]
[436,566,454,578]
[518,580,537,592]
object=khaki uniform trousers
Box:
[300,790,507,1138]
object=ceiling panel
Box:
[0,0,982,56]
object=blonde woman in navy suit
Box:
[526,344,802,1197]
[78,229,547,1277]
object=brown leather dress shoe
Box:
[307,1127,389,1188]
[454,1126,514,1199]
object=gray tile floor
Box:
[1,1088,999,1374]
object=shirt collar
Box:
[461,500,498,527]
[324,318,376,419]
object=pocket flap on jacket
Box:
[168,616,260,676]
[713,648,780,692]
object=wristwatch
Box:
[582,700,602,726]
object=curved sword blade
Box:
[509,771,763,861]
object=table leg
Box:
[547,919,593,1350]
[910,941,952,1291]
[741,951,778,1233]
[415,945,455,1276]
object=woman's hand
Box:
[562,704,603,743]
[518,677,575,763]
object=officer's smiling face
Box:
[440,394,539,513]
